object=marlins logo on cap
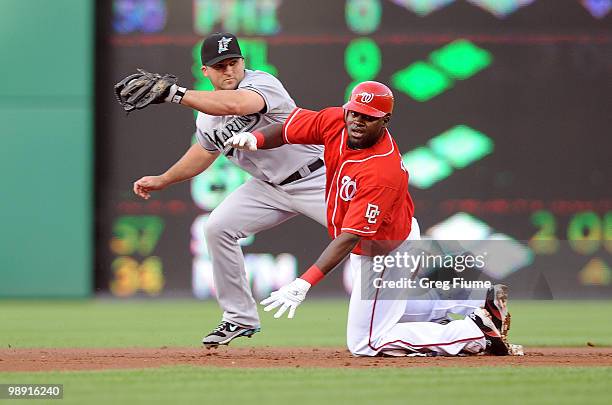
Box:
[218,37,233,53]
[201,32,243,66]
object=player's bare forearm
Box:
[256,123,285,149]
[180,89,265,116]
[312,232,361,275]
[161,143,218,185]
[260,232,359,319]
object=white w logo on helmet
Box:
[359,92,374,103]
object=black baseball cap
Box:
[201,32,243,66]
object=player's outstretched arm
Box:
[224,123,285,151]
[133,143,218,199]
[310,232,362,277]
[115,69,264,116]
[261,232,361,319]
[181,89,265,116]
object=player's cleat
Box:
[509,344,524,356]
[202,321,260,348]
[468,308,510,356]
[484,284,511,339]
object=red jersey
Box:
[283,107,414,255]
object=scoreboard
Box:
[95,0,611,299]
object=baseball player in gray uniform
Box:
[130,33,327,347]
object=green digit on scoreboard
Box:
[345,0,381,34]
[568,211,602,255]
[110,256,164,297]
[240,39,278,76]
[529,210,560,254]
[344,38,381,101]
[225,0,259,34]
[191,153,250,211]
[110,216,165,257]
[530,210,612,256]
[193,0,280,35]
[193,1,221,35]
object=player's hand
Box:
[133,175,168,200]
[260,278,311,319]
[224,132,258,151]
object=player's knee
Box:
[204,211,244,243]
[204,213,229,241]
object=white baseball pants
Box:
[346,219,487,356]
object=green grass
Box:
[1,300,611,404]
[0,300,610,348]
[0,367,610,405]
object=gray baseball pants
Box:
[204,168,327,328]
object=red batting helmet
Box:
[342,81,394,118]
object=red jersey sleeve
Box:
[282,107,342,145]
[340,186,399,237]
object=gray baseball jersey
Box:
[195,69,323,184]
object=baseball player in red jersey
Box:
[227,81,511,356]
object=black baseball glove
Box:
[114,69,179,112]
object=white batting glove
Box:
[224,132,258,151]
[260,278,311,319]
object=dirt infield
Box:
[1,347,612,372]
